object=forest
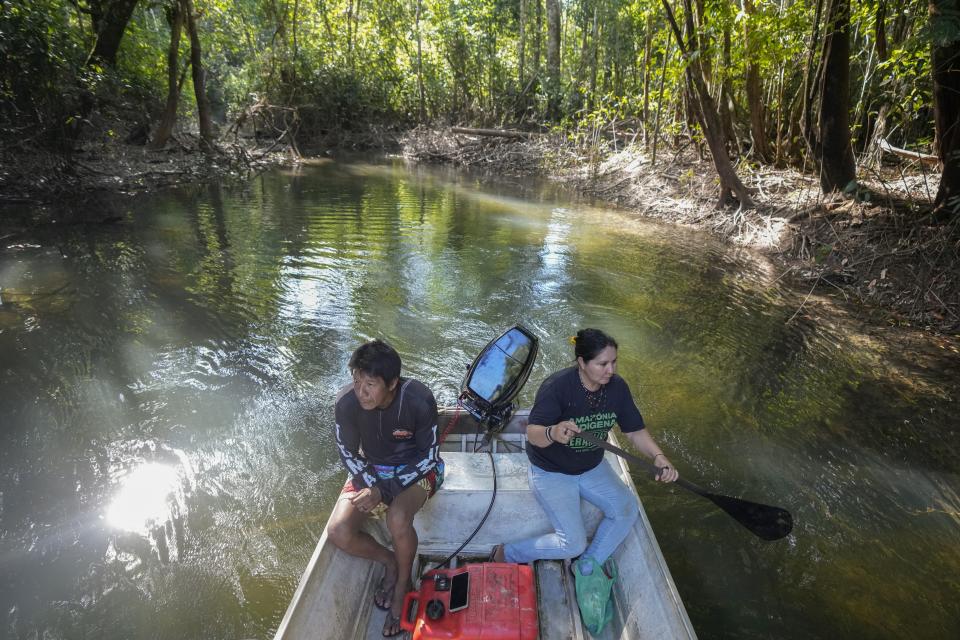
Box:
[1,0,959,328]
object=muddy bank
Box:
[3,124,955,336]
[401,127,959,336]
[0,135,288,206]
[0,120,404,222]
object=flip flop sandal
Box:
[373,577,395,611]
[382,612,403,638]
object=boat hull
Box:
[274,409,696,640]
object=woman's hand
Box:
[350,486,383,513]
[551,420,581,445]
[654,455,679,483]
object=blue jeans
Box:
[503,460,639,565]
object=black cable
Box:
[420,421,499,576]
[472,421,485,453]
[492,435,523,453]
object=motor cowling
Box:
[459,325,538,433]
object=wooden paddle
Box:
[574,430,793,541]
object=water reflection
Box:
[0,159,958,640]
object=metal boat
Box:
[273,408,696,639]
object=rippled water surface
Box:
[1,159,958,639]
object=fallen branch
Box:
[451,127,537,139]
[876,137,940,167]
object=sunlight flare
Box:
[106,463,179,532]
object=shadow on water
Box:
[1,157,958,639]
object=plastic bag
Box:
[573,557,618,635]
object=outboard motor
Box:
[401,325,541,640]
[459,324,539,433]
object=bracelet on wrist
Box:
[654,453,665,460]
[545,425,555,444]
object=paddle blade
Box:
[573,429,794,541]
[698,489,793,541]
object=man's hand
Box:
[350,486,383,513]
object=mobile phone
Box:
[448,571,470,612]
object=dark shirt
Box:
[526,367,644,475]
[334,377,441,503]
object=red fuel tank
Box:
[400,563,538,640]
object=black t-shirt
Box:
[526,367,645,475]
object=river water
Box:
[1,159,958,639]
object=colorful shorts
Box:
[340,462,445,517]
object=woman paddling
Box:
[491,328,678,631]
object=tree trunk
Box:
[292,0,300,61]
[818,0,856,193]
[589,7,599,109]
[875,0,888,62]
[183,0,214,150]
[807,0,856,193]
[534,0,542,80]
[801,0,825,163]
[519,0,527,89]
[346,0,355,69]
[694,0,711,89]
[661,0,754,207]
[867,0,920,162]
[865,0,889,157]
[852,38,877,154]
[741,0,771,161]
[87,0,140,67]
[416,0,426,122]
[718,27,738,151]
[931,0,960,216]
[150,0,184,149]
[572,9,590,112]
[545,0,561,119]
[642,16,653,145]
[651,39,672,161]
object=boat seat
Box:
[411,451,607,557]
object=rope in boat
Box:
[436,392,467,445]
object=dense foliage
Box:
[1,0,957,210]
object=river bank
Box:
[2,124,957,337]
[401,127,960,337]
[0,134,287,206]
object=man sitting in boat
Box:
[327,339,444,638]
[491,328,678,633]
